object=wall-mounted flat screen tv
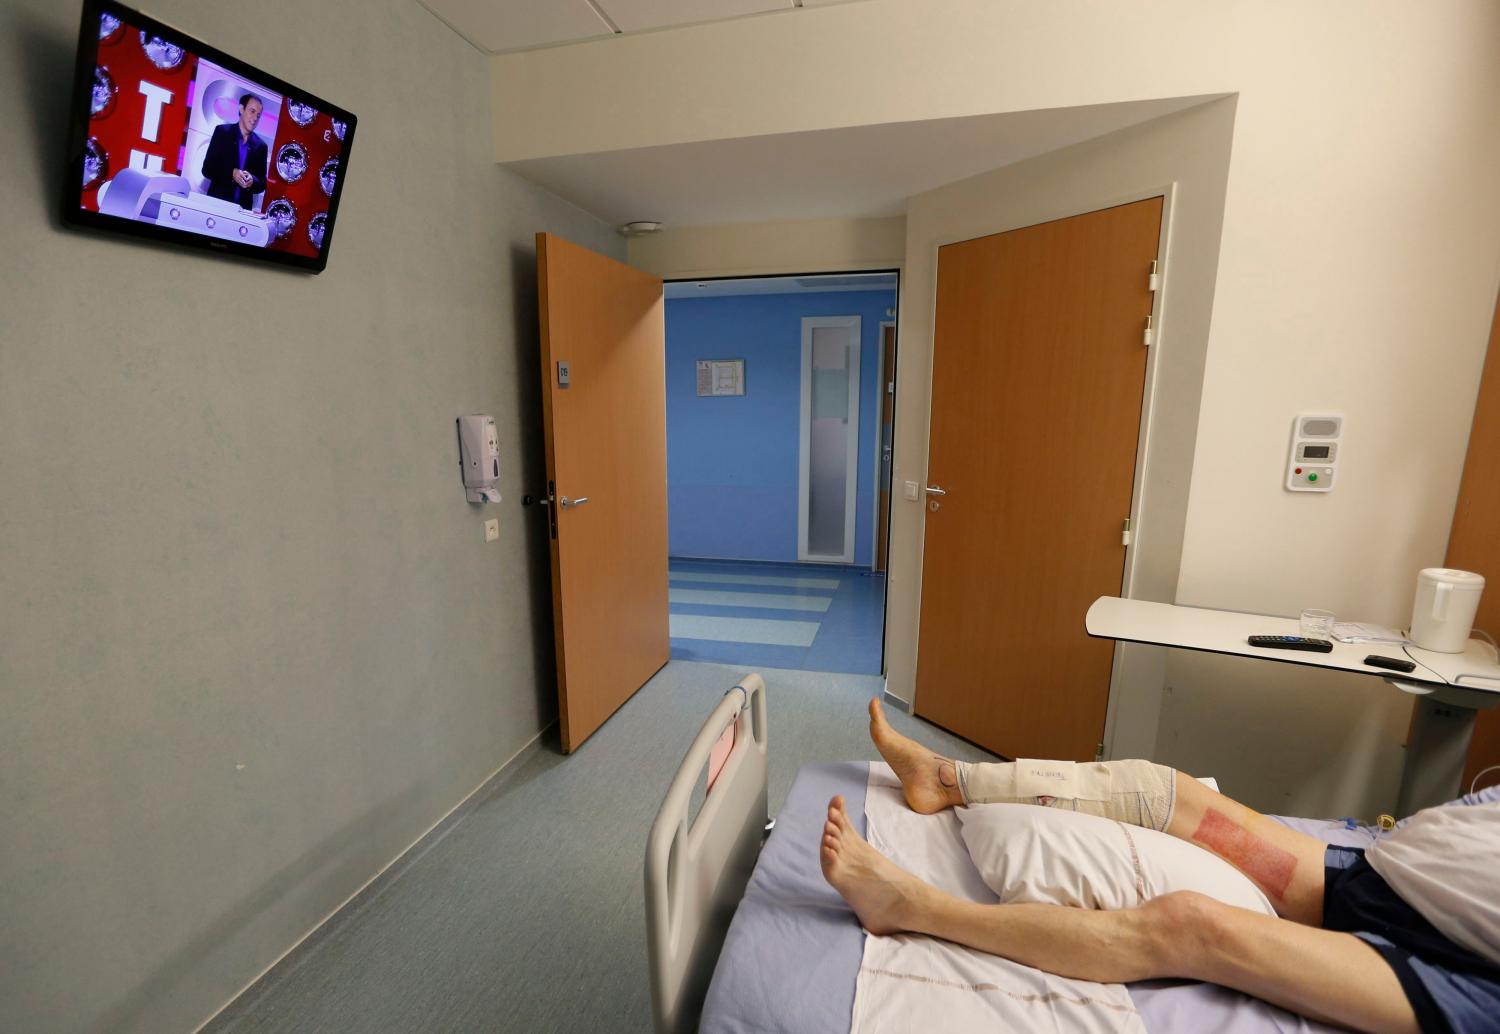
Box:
[62,0,357,273]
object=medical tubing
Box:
[1471,765,1500,795]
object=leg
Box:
[868,699,1328,923]
[868,700,1170,825]
[1164,771,1328,925]
[819,797,1417,1034]
[866,698,964,814]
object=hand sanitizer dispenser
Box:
[457,415,501,503]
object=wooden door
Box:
[914,199,1162,762]
[875,324,897,572]
[1446,285,1500,792]
[537,233,670,753]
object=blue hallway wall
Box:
[665,289,896,565]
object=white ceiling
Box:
[505,96,1221,228]
[663,272,898,297]
[418,0,874,54]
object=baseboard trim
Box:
[192,721,557,1033]
[881,688,912,714]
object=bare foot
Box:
[820,795,926,936]
[868,699,962,814]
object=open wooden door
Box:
[537,233,669,753]
[914,199,1162,762]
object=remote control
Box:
[1364,654,1416,673]
[1247,635,1334,652]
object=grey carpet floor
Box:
[203,660,996,1034]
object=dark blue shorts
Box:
[1323,846,1500,1034]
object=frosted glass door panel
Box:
[809,330,850,556]
[800,317,861,563]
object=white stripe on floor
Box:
[669,570,841,591]
[669,588,833,613]
[669,614,820,647]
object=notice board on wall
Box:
[695,359,745,396]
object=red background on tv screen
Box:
[264,111,344,260]
[83,13,346,261]
[84,22,198,209]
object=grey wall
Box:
[0,3,621,1031]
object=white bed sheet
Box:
[700,761,1384,1034]
[852,763,1146,1033]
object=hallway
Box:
[667,559,885,675]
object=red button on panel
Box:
[1295,467,1302,474]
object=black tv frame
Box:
[61,0,358,273]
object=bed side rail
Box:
[645,673,769,1034]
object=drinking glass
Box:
[1300,608,1335,639]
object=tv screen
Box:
[62,0,357,273]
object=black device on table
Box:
[1363,654,1417,673]
[1247,635,1334,653]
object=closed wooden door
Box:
[1445,285,1500,791]
[537,233,670,753]
[914,199,1162,762]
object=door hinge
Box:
[1121,517,1133,546]
[1147,260,1161,292]
[1142,315,1154,347]
[1095,742,1106,762]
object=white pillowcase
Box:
[955,803,1276,915]
[1366,802,1500,967]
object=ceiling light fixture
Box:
[616,220,664,237]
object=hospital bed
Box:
[644,674,1398,1034]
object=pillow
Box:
[955,803,1276,915]
[1394,781,1500,829]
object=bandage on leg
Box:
[954,758,1176,832]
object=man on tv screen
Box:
[202,93,267,209]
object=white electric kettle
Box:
[1408,568,1485,654]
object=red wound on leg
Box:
[1190,808,1297,901]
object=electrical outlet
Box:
[484,518,499,542]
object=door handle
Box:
[923,485,947,497]
[560,495,589,509]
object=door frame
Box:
[906,185,1178,758]
[873,319,896,572]
[797,314,862,564]
[1100,186,1174,761]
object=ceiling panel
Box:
[599,0,793,34]
[417,0,613,53]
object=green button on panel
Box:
[1308,473,1318,482]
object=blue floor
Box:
[668,558,886,675]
